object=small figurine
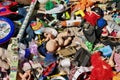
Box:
[30,21,44,44]
[55,30,73,48]
[0,48,10,79]
[0,57,10,70]
[43,28,72,48]
[19,59,43,80]
[43,27,58,41]
[19,60,32,80]
[43,40,58,67]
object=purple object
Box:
[114,53,120,72]
[29,40,38,55]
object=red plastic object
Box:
[0,1,18,16]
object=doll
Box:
[19,60,32,80]
[44,39,58,66]
[43,29,72,48]
[43,27,58,41]
[7,38,19,54]
[0,47,17,66]
[46,39,59,53]
[55,30,73,48]
[37,28,57,57]
[0,67,10,80]
[0,57,10,70]
[19,59,43,80]
[0,48,10,80]
[44,31,73,64]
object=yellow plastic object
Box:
[74,10,85,17]
[48,71,67,78]
[113,72,120,80]
[65,11,70,19]
[31,22,43,31]
[37,35,44,45]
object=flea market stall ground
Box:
[0,0,120,80]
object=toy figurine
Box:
[42,30,73,65]
[37,27,58,57]
[43,27,58,41]
[43,28,72,48]
[0,53,10,70]
[7,38,19,54]
[44,39,58,66]
[0,48,10,80]
[30,21,45,44]
[19,60,32,80]
[19,59,43,80]
[56,30,72,48]
[0,67,10,80]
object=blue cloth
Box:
[44,52,57,62]
[38,42,47,56]
[99,45,112,57]
[18,7,27,23]
[97,18,107,29]
[43,52,57,67]
[25,48,31,58]
[26,25,36,41]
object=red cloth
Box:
[90,52,113,80]
[42,62,57,76]
[110,30,117,37]
[84,11,100,26]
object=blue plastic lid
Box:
[0,16,14,44]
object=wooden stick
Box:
[17,0,37,40]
